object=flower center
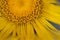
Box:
[7,0,35,17]
[1,0,41,24]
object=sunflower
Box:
[0,0,60,40]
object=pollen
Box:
[1,0,41,24]
[7,0,35,17]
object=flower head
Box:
[0,0,60,40]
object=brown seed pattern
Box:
[0,0,42,24]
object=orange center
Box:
[7,0,35,17]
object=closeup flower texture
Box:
[0,0,60,40]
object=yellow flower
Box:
[0,0,60,40]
